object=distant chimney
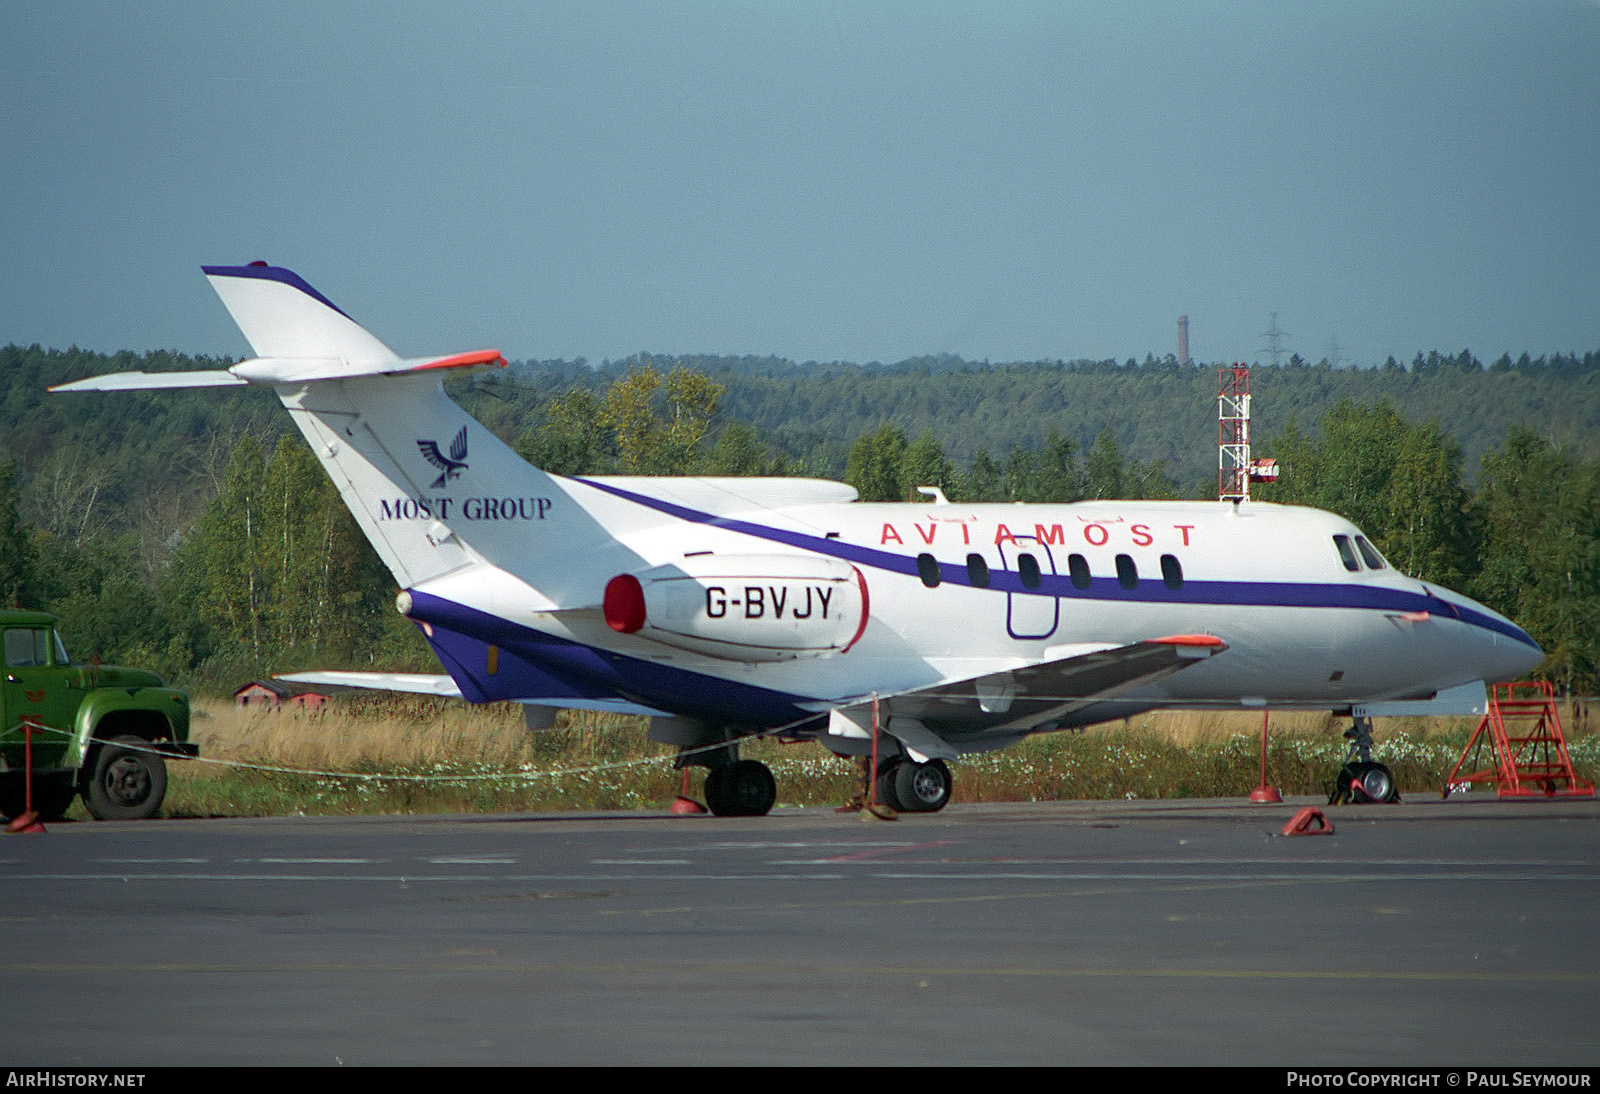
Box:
[1178,315,1190,366]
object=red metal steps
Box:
[1444,681,1595,799]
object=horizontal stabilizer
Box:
[274,671,672,717]
[275,671,463,697]
[50,349,506,394]
[49,370,248,392]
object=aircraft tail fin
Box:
[53,264,625,603]
[201,263,401,364]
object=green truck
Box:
[0,610,195,821]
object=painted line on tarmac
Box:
[637,841,918,851]
[591,859,693,865]
[3,959,1597,985]
[249,857,384,864]
[790,856,1600,867]
[0,872,853,882]
[3,868,1594,884]
[868,871,1600,881]
[595,871,1600,918]
[815,840,961,862]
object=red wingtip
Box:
[411,349,507,372]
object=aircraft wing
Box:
[935,633,1226,733]
[826,635,1227,757]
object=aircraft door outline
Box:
[996,535,1059,641]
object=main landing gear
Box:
[657,718,955,817]
[702,759,777,817]
[1329,715,1400,805]
[874,757,952,813]
[656,718,779,817]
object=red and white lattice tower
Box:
[1218,364,1252,501]
[1218,364,1279,502]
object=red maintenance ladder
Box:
[1443,681,1595,799]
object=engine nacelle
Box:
[604,553,868,662]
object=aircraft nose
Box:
[1441,588,1543,682]
[1477,626,1542,686]
[1491,624,1544,681]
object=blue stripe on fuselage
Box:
[407,590,818,727]
[571,477,1539,651]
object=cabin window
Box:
[1160,554,1183,590]
[1067,553,1091,590]
[3,629,48,668]
[1017,552,1042,590]
[966,553,990,588]
[1115,554,1138,590]
[1354,536,1387,570]
[917,552,941,588]
[1332,535,1360,572]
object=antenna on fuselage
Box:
[1217,364,1279,503]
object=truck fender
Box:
[69,689,189,771]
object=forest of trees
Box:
[1,342,1596,694]
[499,346,1600,495]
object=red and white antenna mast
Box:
[1218,364,1278,501]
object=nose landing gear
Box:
[1329,716,1400,804]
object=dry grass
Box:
[1091,707,1505,745]
[193,700,1548,768]
[156,695,1598,818]
[168,696,683,816]
[190,695,578,770]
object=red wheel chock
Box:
[1281,807,1333,836]
[5,812,45,834]
[670,769,708,814]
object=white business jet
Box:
[53,265,1543,814]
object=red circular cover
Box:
[603,574,646,633]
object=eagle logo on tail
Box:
[417,426,469,489]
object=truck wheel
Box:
[83,736,168,820]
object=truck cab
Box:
[0,610,194,820]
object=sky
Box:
[3,1,1598,368]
